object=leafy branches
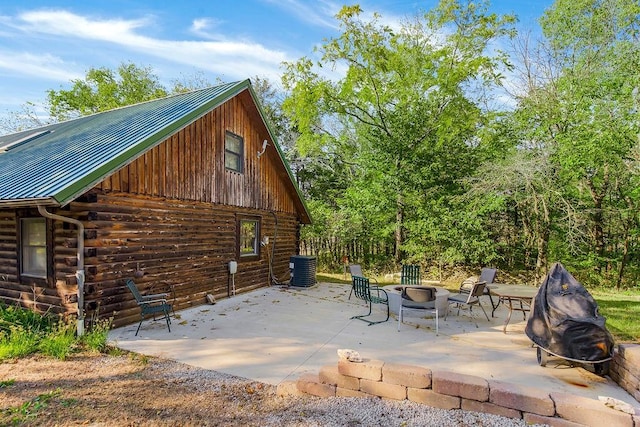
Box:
[283,0,516,265]
[47,62,169,121]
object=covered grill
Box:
[525,262,614,376]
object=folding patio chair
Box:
[445,281,490,328]
[459,267,498,316]
[126,279,172,336]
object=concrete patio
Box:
[108,282,638,409]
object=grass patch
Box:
[592,290,640,342]
[0,379,15,388]
[0,328,41,360]
[0,304,52,334]
[80,317,112,353]
[0,303,112,362]
[38,320,77,360]
[1,388,65,425]
[317,272,397,285]
[316,273,351,284]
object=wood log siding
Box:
[0,210,18,292]
[0,210,77,315]
[73,192,298,327]
[0,194,299,327]
[97,94,300,217]
[0,90,308,328]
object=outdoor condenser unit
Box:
[289,255,317,287]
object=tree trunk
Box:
[533,196,551,284]
[587,166,609,273]
[394,193,404,263]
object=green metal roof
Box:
[0,79,311,222]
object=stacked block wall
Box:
[611,344,640,403]
[278,357,639,427]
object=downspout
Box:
[37,205,85,336]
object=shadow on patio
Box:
[108,282,636,407]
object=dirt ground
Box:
[0,352,532,427]
[0,352,295,426]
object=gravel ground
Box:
[158,358,545,427]
[0,354,547,426]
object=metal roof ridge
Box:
[0,129,51,152]
[0,80,246,138]
[50,80,251,206]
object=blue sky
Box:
[0,1,554,126]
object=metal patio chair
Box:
[348,264,378,299]
[350,275,389,325]
[445,281,490,328]
[401,264,421,286]
[126,279,172,336]
[459,267,498,315]
[397,286,439,335]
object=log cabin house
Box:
[0,79,311,331]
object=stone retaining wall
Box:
[612,344,640,403]
[278,357,639,427]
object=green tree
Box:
[478,0,640,286]
[1,65,215,134]
[540,0,640,282]
[47,62,169,121]
[283,1,515,266]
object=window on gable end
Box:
[225,131,244,173]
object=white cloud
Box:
[19,9,150,40]
[191,18,212,33]
[6,9,291,82]
[189,17,226,40]
[0,51,81,81]
[262,0,340,30]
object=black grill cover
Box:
[525,262,614,362]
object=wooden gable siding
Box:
[72,191,299,327]
[96,92,300,217]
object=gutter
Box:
[0,198,58,208]
[37,205,85,336]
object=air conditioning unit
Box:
[289,255,317,287]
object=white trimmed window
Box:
[21,218,47,278]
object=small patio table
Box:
[489,284,539,333]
